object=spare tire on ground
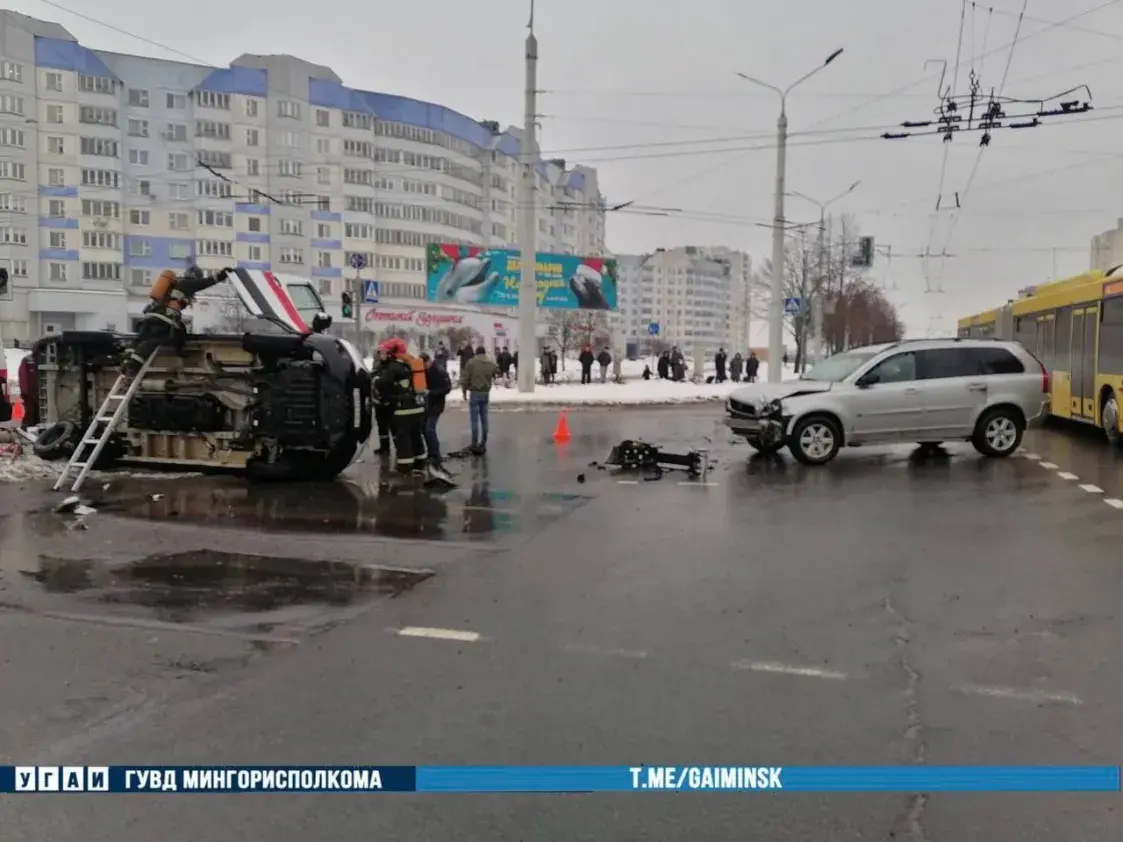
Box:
[32,421,77,460]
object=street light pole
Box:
[787,180,860,366]
[738,47,843,383]
[516,1,539,393]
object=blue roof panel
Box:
[35,36,117,79]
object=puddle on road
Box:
[21,550,432,625]
[99,478,592,541]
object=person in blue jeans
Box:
[459,345,498,455]
[420,352,451,467]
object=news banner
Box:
[2,766,1121,793]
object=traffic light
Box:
[341,291,353,319]
[0,265,9,299]
[851,236,874,269]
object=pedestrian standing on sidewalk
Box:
[579,345,595,384]
[420,352,451,468]
[597,346,612,383]
[460,345,498,455]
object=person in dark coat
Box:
[497,346,513,379]
[746,351,760,382]
[730,352,744,382]
[457,342,474,371]
[656,351,670,380]
[714,347,727,383]
[549,348,559,380]
[435,342,450,365]
[579,345,595,384]
[597,346,612,383]
[421,352,451,467]
[642,364,652,381]
[540,347,552,384]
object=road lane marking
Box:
[1023,453,1041,460]
[1056,472,1079,480]
[1079,484,1104,493]
[1039,461,1059,469]
[1106,498,1123,509]
[678,481,720,487]
[616,480,639,485]
[956,684,1083,706]
[561,643,648,659]
[397,626,481,642]
[731,660,848,680]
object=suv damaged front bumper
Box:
[724,398,786,444]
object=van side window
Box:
[867,352,917,384]
[971,347,1025,375]
[916,348,978,379]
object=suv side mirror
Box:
[857,372,879,388]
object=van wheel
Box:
[972,407,1024,458]
[746,437,783,456]
[788,415,842,465]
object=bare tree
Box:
[749,230,824,371]
[203,295,251,334]
[545,310,610,367]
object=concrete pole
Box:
[516,21,538,392]
[811,207,825,365]
[767,109,788,383]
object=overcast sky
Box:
[11,0,1123,337]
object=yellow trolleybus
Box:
[966,265,1123,440]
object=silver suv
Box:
[724,339,1049,465]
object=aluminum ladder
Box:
[52,349,158,493]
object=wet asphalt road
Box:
[3,408,1123,840]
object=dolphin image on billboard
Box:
[426,243,618,310]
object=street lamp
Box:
[786,180,860,364]
[737,47,844,382]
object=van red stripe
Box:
[262,271,309,333]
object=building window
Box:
[344,223,373,240]
[279,247,303,264]
[129,237,151,256]
[242,158,259,177]
[317,166,331,185]
[247,217,262,232]
[80,137,119,157]
[316,137,331,155]
[82,199,120,218]
[168,243,192,260]
[46,104,64,123]
[247,245,263,261]
[245,128,259,146]
[48,263,67,281]
[46,199,64,217]
[0,226,27,245]
[277,100,300,119]
[345,168,373,185]
[81,169,121,188]
[46,136,64,155]
[279,131,300,148]
[197,150,232,169]
[0,61,21,82]
[164,123,187,142]
[0,95,23,116]
[316,108,330,127]
[197,209,233,228]
[78,75,116,95]
[83,231,121,250]
[0,128,23,148]
[245,98,259,118]
[278,160,301,178]
[127,119,149,138]
[44,71,63,91]
[127,88,148,107]
[79,106,117,126]
[169,212,189,230]
[167,152,190,171]
[317,251,332,269]
[196,91,230,110]
[47,230,66,248]
[343,111,373,130]
[280,219,303,236]
[316,223,332,239]
[128,149,149,166]
[196,239,233,257]
[195,120,231,140]
[0,161,25,181]
[11,258,27,277]
[130,209,150,225]
[129,179,151,196]
[195,179,233,198]
[129,268,148,287]
[168,183,189,200]
[82,262,122,281]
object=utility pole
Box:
[353,263,363,349]
[738,48,843,383]
[516,0,538,393]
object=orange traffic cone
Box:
[12,397,23,423]
[552,409,571,442]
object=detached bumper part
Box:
[604,439,704,477]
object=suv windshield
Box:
[800,349,881,382]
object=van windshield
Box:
[800,349,880,382]
[286,284,324,315]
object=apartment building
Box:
[1090,218,1123,272]
[615,245,751,356]
[0,11,607,342]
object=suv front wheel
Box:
[788,414,843,465]
[972,406,1024,458]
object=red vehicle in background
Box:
[0,355,9,423]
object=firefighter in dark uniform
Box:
[122,265,229,375]
[374,338,429,475]
[370,344,397,455]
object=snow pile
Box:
[0,447,62,482]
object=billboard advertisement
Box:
[426,243,618,310]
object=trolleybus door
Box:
[1070,306,1099,419]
